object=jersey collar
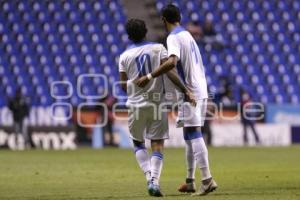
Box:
[169,25,185,35]
[127,41,154,50]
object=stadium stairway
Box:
[121,0,165,41]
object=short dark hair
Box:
[161,4,181,23]
[125,19,147,43]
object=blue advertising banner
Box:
[266,104,300,125]
[291,126,300,143]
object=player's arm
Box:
[166,67,196,106]
[136,36,180,87]
[166,67,186,93]
[119,72,128,93]
[160,57,186,93]
[153,55,177,78]
[159,58,196,106]
[135,55,177,87]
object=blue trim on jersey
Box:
[183,131,203,140]
[127,41,157,50]
[169,26,185,35]
[176,60,186,84]
[152,152,163,160]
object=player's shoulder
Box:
[148,42,166,51]
[119,44,138,60]
[168,26,186,36]
[140,43,167,58]
[119,50,127,62]
[167,26,189,41]
[121,41,164,56]
[166,32,179,43]
[134,41,163,49]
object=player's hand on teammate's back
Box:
[185,90,197,107]
[135,75,150,87]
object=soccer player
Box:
[136,4,218,196]
[119,18,195,197]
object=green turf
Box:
[0,147,300,200]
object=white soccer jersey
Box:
[167,26,208,100]
[119,42,168,107]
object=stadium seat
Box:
[157,0,300,103]
[0,0,128,107]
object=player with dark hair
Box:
[136,4,218,196]
[125,19,148,43]
[119,18,196,197]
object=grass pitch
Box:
[0,147,299,200]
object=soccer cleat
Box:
[148,181,163,197]
[192,178,217,196]
[147,181,153,196]
[178,178,196,193]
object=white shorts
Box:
[177,99,207,127]
[128,106,169,142]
